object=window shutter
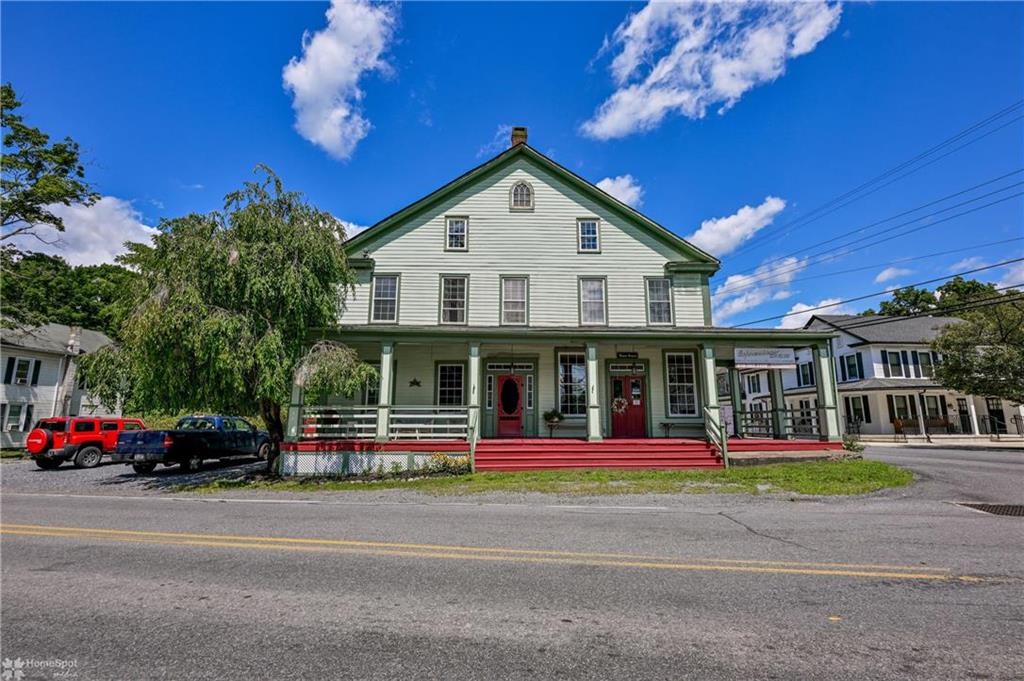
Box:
[809,363,815,386]
[23,404,34,431]
[30,360,42,386]
[3,358,14,384]
[0,404,6,429]
[931,351,939,365]
[909,396,918,418]
[862,397,872,423]
[900,351,910,376]
[939,400,948,417]
[840,357,848,382]
[910,352,921,378]
[886,395,896,423]
[843,397,851,421]
[855,353,864,380]
[881,351,891,377]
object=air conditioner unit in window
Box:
[14,378,27,385]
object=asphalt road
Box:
[1,446,1022,680]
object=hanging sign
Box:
[734,347,796,369]
[616,351,639,359]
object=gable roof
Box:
[1,322,113,355]
[804,314,965,344]
[343,142,719,269]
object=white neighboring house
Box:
[782,314,1023,440]
[1,323,122,448]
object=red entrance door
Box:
[497,374,524,437]
[611,375,646,437]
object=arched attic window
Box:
[510,181,534,210]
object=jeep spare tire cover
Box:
[25,428,52,455]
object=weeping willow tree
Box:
[80,166,375,458]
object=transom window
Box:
[579,278,606,325]
[665,353,697,417]
[646,278,672,325]
[577,219,600,252]
[501,277,528,325]
[510,182,533,210]
[436,364,465,406]
[446,217,467,251]
[558,352,587,417]
[440,276,468,324]
[371,275,399,323]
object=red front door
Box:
[497,374,524,437]
[611,375,646,438]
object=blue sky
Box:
[3,1,1022,327]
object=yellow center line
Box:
[0,522,951,572]
[0,523,975,581]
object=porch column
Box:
[585,343,602,441]
[768,369,788,439]
[467,342,481,444]
[700,346,723,435]
[812,343,842,441]
[375,342,394,442]
[728,367,743,437]
[918,392,932,441]
[285,375,302,442]
[967,396,980,435]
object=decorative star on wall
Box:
[409,378,421,387]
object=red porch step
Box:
[474,438,723,471]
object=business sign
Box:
[734,347,797,369]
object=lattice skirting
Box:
[279,445,469,477]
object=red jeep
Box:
[25,417,147,470]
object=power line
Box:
[835,289,1023,333]
[730,257,1024,328]
[713,236,1024,297]
[727,100,1024,260]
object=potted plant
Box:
[543,409,564,437]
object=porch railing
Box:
[301,406,377,439]
[736,408,823,439]
[704,406,729,468]
[301,405,470,441]
[783,408,820,439]
[736,410,773,438]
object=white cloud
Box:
[712,255,808,323]
[7,197,158,266]
[340,220,369,240]
[948,256,987,272]
[282,0,397,161]
[874,266,913,283]
[596,174,644,207]
[582,1,841,140]
[776,298,853,329]
[477,124,513,158]
[995,260,1024,290]
[686,196,786,256]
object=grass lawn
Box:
[0,448,26,460]
[187,459,913,497]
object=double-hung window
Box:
[646,278,672,325]
[885,350,904,377]
[501,277,528,325]
[665,352,698,417]
[797,362,815,387]
[845,395,871,424]
[445,217,468,251]
[917,351,935,378]
[577,219,600,252]
[370,275,399,323]
[558,352,587,417]
[746,373,762,395]
[436,364,465,405]
[844,354,861,381]
[440,276,468,324]
[579,278,607,325]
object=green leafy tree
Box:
[876,286,938,316]
[862,277,1001,316]
[1,83,97,243]
[78,167,376,455]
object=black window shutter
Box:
[909,396,918,418]
[30,361,41,386]
[0,404,6,429]
[863,396,872,423]
[840,357,848,382]
[886,395,896,422]
[931,351,939,365]
[855,353,864,380]
[881,351,891,377]
[911,352,921,378]
[844,396,851,420]
[23,404,34,430]
[901,351,910,376]
[809,363,815,385]
[3,358,14,384]
[939,400,948,417]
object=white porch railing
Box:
[300,405,469,441]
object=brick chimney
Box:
[510,126,528,147]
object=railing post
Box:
[699,345,723,437]
[375,342,394,443]
[728,368,743,437]
[768,369,788,440]
[585,343,603,442]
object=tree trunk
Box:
[260,399,284,475]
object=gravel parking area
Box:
[0,456,266,496]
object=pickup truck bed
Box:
[111,415,270,474]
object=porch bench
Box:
[659,422,692,438]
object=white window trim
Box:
[6,357,37,386]
[445,216,468,252]
[665,352,699,418]
[3,402,31,432]
[500,276,529,326]
[439,275,469,325]
[645,277,673,326]
[436,363,466,406]
[578,277,607,326]
[576,218,601,253]
[557,351,587,418]
[369,274,400,324]
[509,181,534,211]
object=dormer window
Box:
[510,181,533,210]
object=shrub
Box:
[428,452,471,475]
[842,433,865,453]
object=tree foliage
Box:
[1,83,97,243]
[861,277,1001,316]
[78,166,375,448]
[1,248,138,335]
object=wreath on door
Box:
[611,397,629,414]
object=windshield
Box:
[175,417,217,431]
[34,420,68,432]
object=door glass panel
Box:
[613,379,624,399]
[630,379,642,402]
[500,379,520,415]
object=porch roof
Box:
[837,378,943,392]
[314,324,837,346]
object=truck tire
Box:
[132,462,157,475]
[179,454,203,473]
[35,457,62,470]
[74,446,103,469]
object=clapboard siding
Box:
[339,157,709,328]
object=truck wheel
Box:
[180,454,203,473]
[132,462,157,475]
[35,458,62,470]
[257,442,270,461]
[74,446,103,469]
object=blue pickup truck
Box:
[111,415,271,475]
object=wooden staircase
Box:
[474,438,724,471]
